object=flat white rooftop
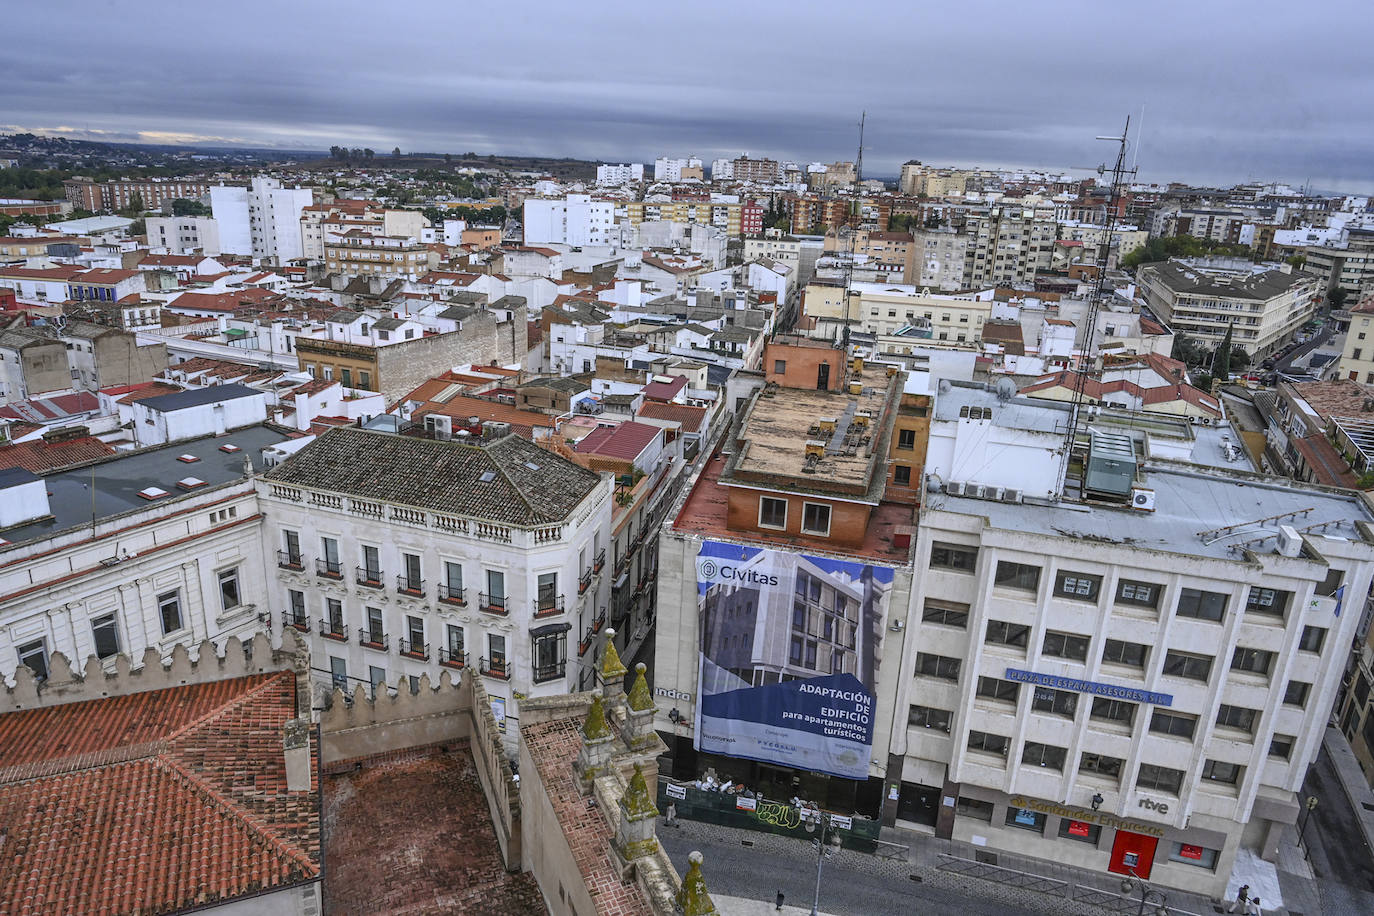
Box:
[938,462,1371,561]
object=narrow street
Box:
[660,818,1096,916]
[1300,744,1374,914]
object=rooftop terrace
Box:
[939,460,1372,561]
[726,361,897,499]
[675,451,915,564]
[323,743,545,915]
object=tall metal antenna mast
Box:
[841,111,865,352]
[1056,117,1137,495]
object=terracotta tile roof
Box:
[137,254,205,268]
[0,435,115,473]
[1290,379,1374,422]
[168,288,278,313]
[414,393,557,431]
[0,672,320,916]
[1020,370,1221,417]
[0,265,86,281]
[0,392,101,422]
[574,421,661,461]
[642,375,687,402]
[1293,434,1359,488]
[115,382,184,404]
[635,400,708,433]
[73,268,139,284]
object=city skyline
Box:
[6,0,1374,192]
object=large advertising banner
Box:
[694,539,893,780]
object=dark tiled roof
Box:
[138,383,262,412]
[263,427,602,525]
[0,435,115,474]
[0,672,319,915]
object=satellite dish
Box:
[995,377,1018,403]
[937,379,952,395]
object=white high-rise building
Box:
[596,163,644,186]
[653,157,702,183]
[710,158,734,181]
[522,194,615,247]
[210,177,313,264]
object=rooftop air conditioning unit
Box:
[1130,487,1156,511]
[945,481,966,497]
[804,440,827,458]
[1001,488,1022,503]
[965,484,984,500]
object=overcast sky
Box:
[6,1,1374,191]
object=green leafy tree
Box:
[1170,333,1210,368]
[1121,234,1255,271]
[171,198,208,216]
[1286,254,1306,270]
[124,191,145,214]
[1328,287,1348,309]
[1229,347,1251,372]
[1211,325,1233,379]
[392,146,402,158]
[363,148,375,160]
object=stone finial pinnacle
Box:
[676,850,719,916]
[601,628,628,681]
[627,661,654,712]
[582,691,612,741]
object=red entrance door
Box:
[1108,830,1159,879]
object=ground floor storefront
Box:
[658,731,886,818]
[946,785,1243,897]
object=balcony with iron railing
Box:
[479,593,508,616]
[358,629,389,651]
[533,659,567,683]
[399,639,430,661]
[534,595,565,618]
[277,550,304,571]
[282,609,309,632]
[355,566,384,589]
[319,620,348,642]
[594,549,606,573]
[480,656,510,680]
[438,583,467,606]
[396,575,425,598]
[316,558,343,579]
[579,569,593,595]
[439,648,468,669]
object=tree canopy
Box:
[1122,234,1256,271]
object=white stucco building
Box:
[258,426,614,724]
[522,194,615,247]
[0,426,292,685]
[210,177,313,263]
[128,383,269,447]
[891,382,1374,897]
[596,163,644,186]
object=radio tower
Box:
[841,111,865,352]
[1056,117,1137,495]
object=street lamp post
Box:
[808,813,843,916]
[1120,869,1169,916]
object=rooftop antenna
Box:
[841,111,865,354]
[1056,117,1137,496]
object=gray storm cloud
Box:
[6,0,1374,191]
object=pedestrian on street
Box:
[1246,896,1262,916]
[1227,883,1250,913]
